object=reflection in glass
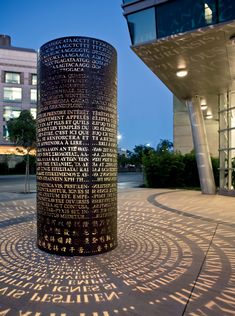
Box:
[205,3,213,24]
[3,87,22,102]
[123,0,138,4]
[30,89,37,103]
[3,125,9,139]
[3,107,21,121]
[219,0,235,22]
[5,72,20,84]
[219,92,235,192]
[30,108,37,119]
[156,0,217,38]
[31,74,37,85]
[127,8,156,45]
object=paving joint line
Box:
[147,192,235,228]
[181,223,219,315]
[0,213,35,228]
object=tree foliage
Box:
[7,110,36,150]
[156,139,173,153]
[143,145,219,189]
[118,145,154,170]
[117,139,219,189]
[143,149,185,187]
[7,110,36,193]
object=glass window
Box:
[3,107,21,121]
[123,0,138,4]
[3,125,9,139]
[30,89,37,103]
[30,108,37,119]
[156,0,217,39]
[127,8,156,45]
[3,87,22,102]
[219,91,235,192]
[5,72,20,84]
[205,3,213,24]
[219,0,235,22]
[31,74,37,85]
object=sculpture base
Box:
[37,243,118,256]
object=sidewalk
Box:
[0,187,234,315]
[148,188,235,226]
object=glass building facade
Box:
[127,8,156,44]
[125,0,235,45]
[219,91,235,192]
[123,0,137,4]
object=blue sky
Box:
[1,0,172,150]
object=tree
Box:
[129,145,154,168]
[7,110,36,193]
[142,139,219,189]
[143,149,185,188]
[118,153,129,169]
[156,139,173,153]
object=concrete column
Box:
[186,97,216,194]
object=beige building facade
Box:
[174,96,219,157]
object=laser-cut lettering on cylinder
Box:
[37,36,117,255]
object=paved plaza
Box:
[0,174,235,315]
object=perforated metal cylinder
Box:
[37,36,117,255]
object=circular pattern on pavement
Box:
[0,194,235,315]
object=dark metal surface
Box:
[37,37,117,256]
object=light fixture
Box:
[229,35,235,45]
[117,133,122,141]
[176,69,188,78]
[201,104,207,110]
[200,99,207,110]
[205,114,213,119]
[204,3,212,24]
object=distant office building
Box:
[122,0,235,195]
[0,34,37,154]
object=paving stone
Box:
[0,189,234,315]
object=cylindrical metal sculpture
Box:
[37,37,117,256]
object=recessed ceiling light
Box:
[200,99,207,110]
[200,98,206,105]
[205,114,213,119]
[201,105,207,110]
[229,35,235,45]
[176,69,188,78]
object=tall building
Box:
[122,0,235,195]
[0,34,37,154]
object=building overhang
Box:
[132,21,235,104]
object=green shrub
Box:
[143,151,185,188]
[183,152,200,187]
[211,156,219,187]
[11,160,26,174]
[29,155,36,174]
[143,149,218,189]
[0,162,9,175]
[9,155,36,175]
